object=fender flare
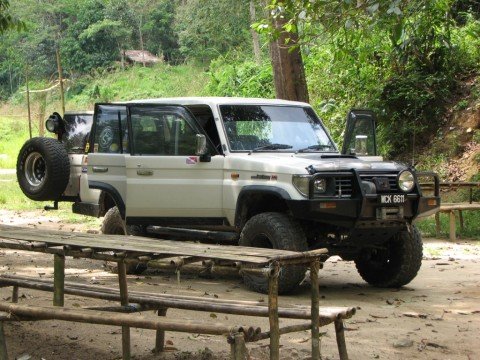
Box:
[234,185,291,228]
[89,181,126,219]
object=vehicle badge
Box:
[186,156,198,164]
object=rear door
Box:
[87,104,129,216]
[125,105,224,224]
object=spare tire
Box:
[17,137,70,201]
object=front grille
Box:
[312,176,354,198]
[360,173,399,192]
[335,177,354,197]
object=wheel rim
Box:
[24,152,47,187]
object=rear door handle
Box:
[137,169,153,176]
[92,166,108,173]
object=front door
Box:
[124,105,224,225]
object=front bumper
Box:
[287,170,440,229]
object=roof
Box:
[115,97,311,107]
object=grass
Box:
[0,173,101,227]
[416,211,480,240]
[0,116,32,169]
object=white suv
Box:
[17,98,440,293]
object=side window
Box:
[93,105,128,153]
[130,106,198,156]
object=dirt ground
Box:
[0,209,479,360]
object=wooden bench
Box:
[435,202,480,241]
[0,274,355,359]
[0,224,355,360]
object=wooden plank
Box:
[0,225,327,265]
[439,203,480,211]
[0,303,238,336]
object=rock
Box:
[393,338,413,348]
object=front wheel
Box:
[354,225,423,287]
[102,207,148,275]
[239,212,308,294]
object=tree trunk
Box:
[139,15,145,67]
[269,17,309,102]
[249,1,262,65]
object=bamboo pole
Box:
[0,321,7,360]
[154,308,168,353]
[310,260,321,360]
[117,261,131,360]
[268,263,280,360]
[25,67,32,139]
[0,303,239,335]
[0,275,356,322]
[335,320,349,360]
[253,323,311,341]
[56,48,65,116]
[53,254,65,307]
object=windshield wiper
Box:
[250,143,293,153]
[296,144,334,153]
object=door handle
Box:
[92,166,108,173]
[137,169,153,176]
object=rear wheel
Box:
[239,212,308,294]
[354,225,423,287]
[102,207,147,275]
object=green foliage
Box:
[174,0,252,64]
[0,0,24,33]
[207,57,274,98]
[66,63,209,107]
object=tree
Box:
[0,0,23,34]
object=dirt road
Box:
[0,210,478,360]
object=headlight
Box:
[398,170,415,192]
[292,175,311,197]
[314,178,327,193]
[45,118,58,132]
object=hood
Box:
[226,152,407,174]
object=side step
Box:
[147,226,239,244]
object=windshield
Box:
[220,105,336,152]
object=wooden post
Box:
[11,287,18,304]
[435,213,440,237]
[25,67,32,139]
[268,263,280,360]
[56,48,65,116]
[0,322,7,360]
[232,332,246,360]
[334,320,349,360]
[310,260,321,360]
[449,211,456,241]
[117,261,131,360]
[53,254,65,307]
[154,308,168,352]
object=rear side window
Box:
[92,105,128,153]
[130,106,198,156]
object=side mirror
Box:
[196,134,207,156]
[342,109,377,156]
[196,134,211,162]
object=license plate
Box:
[379,194,405,204]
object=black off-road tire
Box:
[16,137,70,201]
[102,207,148,275]
[239,212,308,294]
[354,225,423,287]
